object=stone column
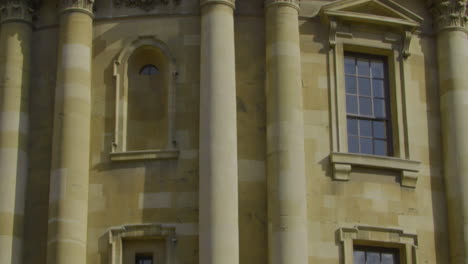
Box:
[199,1,239,264]
[430,0,468,263]
[46,1,93,264]
[0,1,33,264]
[265,1,308,264]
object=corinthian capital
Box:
[264,0,300,10]
[59,0,94,16]
[200,0,235,9]
[0,0,34,24]
[427,0,468,32]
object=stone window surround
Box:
[321,0,422,188]
[338,225,418,264]
[110,36,179,162]
[108,224,177,264]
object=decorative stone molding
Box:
[59,0,94,16]
[200,0,235,9]
[264,0,300,10]
[427,0,468,32]
[339,225,418,264]
[114,0,181,12]
[0,0,34,24]
[108,224,177,264]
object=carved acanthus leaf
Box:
[264,0,300,10]
[59,0,94,15]
[114,0,181,12]
[0,0,34,24]
[427,0,468,31]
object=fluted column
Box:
[265,1,308,264]
[429,0,468,263]
[46,1,93,264]
[0,1,33,264]
[199,1,239,264]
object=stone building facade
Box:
[0,0,467,263]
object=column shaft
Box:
[0,3,32,263]
[47,7,93,264]
[199,1,239,264]
[438,28,468,264]
[265,1,308,264]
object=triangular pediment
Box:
[321,0,422,28]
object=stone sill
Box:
[330,152,420,188]
[110,149,179,162]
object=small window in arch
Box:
[139,64,160,76]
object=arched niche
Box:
[111,36,178,161]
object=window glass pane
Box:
[372,79,385,98]
[346,76,357,94]
[347,118,358,135]
[373,121,387,139]
[348,136,359,153]
[359,97,372,116]
[346,95,358,114]
[371,60,384,78]
[358,77,371,96]
[345,57,356,74]
[374,139,388,156]
[357,59,370,76]
[139,64,159,75]
[353,250,365,264]
[366,251,381,264]
[359,119,372,137]
[360,137,373,155]
[374,99,386,118]
[382,253,395,264]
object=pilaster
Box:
[46,1,94,264]
[0,0,33,264]
[265,1,308,264]
[199,1,239,264]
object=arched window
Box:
[111,37,178,161]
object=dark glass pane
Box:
[359,97,372,116]
[346,76,357,94]
[347,95,358,114]
[360,137,373,155]
[371,60,384,78]
[373,121,387,139]
[357,59,370,76]
[353,250,365,264]
[359,119,372,137]
[382,253,396,264]
[347,118,358,135]
[373,79,385,98]
[374,99,386,118]
[348,136,359,153]
[374,139,388,156]
[358,77,371,96]
[139,64,159,75]
[366,251,381,264]
[345,57,356,74]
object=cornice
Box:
[59,0,94,17]
[427,0,468,32]
[200,0,235,9]
[265,0,300,11]
[0,0,34,24]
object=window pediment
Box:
[320,0,423,29]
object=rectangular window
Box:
[344,53,392,156]
[354,246,400,264]
[135,253,153,264]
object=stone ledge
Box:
[330,152,420,188]
[110,149,179,161]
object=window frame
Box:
[353,245,401,264]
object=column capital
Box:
[427,0,468,33]
[59,0,94,17]
[200,0,235,9]
[0,0,34,24]
[264,0,300,11]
